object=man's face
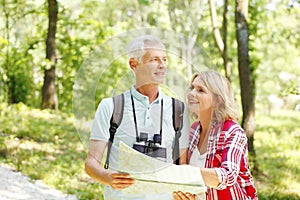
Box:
[134,48,167,88]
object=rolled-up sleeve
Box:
[90,98,113,141]
[214,128,247,190]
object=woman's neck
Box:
[198,109,212,133]
[197,109,213,154]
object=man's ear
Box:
[129,58,137,70]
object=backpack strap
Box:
[104,94,124,169]
[172,97,184,165]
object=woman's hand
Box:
[107,172,135,190]
[173,191,196,200]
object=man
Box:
[85,35,190,200]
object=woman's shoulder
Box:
[222,119,245,137]
[223,118,240,129]
[221,120,248,145]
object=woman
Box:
[173,70,257,200]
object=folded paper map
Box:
[118,141,206,195]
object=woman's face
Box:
[187,76,213,118]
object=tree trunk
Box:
[235,0,257,170]
[209,0,231,81]
[42,0,58,110]
[209,0,224,53]
[222,0,231,81]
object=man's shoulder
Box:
[99,90,130,104]
[96,97,115,113]
[98,97,113,105]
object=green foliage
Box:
[0,0,299,114]
[0,0,47,106]
[248,0,266,84]
[254,0,300,111]
[6,47,35,104]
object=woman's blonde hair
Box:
[191,70,239,122]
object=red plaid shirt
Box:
[188,119,257,200]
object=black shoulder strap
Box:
[172,97,184,165]
[104,94,124,169]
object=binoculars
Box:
[132,132,167,160]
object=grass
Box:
[0,103,300,199]
[255,109,300,200]
[0,103,103,200]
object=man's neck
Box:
[136,85,159,103]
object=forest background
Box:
[0,0,299,199]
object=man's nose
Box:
[158,59,166,68]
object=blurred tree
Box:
[235,0,256,164]
[55,1,104,112]
[42,0,58,110]
[254,0,300,113]
[168,0,207,78]
[209,0,232,80]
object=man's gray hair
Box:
[127,35,166,63]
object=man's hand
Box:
[173,191,196,200]
[107,172,135,190]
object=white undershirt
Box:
[189,147,207,200]
[189,146,207,168]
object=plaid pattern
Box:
[188,121,201,161]
[188,119,257,200]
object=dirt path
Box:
[0,164,77,200]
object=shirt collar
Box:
[130,85,163,104]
